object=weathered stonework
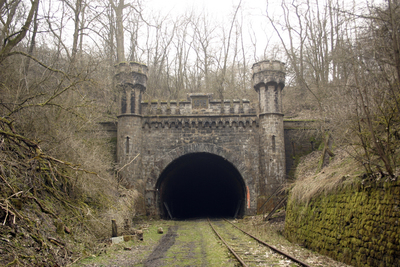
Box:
[285,179,400,266]
[116,60,289,218]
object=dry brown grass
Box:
[290,147,363,204]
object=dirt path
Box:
[143,225,179,266]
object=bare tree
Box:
[215,0,242,99]
[0,0,39,63]
[268,0,400,176]
[109,0,126,62]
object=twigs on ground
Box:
[0,174,15,192]
[1,201,23,225]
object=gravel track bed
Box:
[74,217,350,267]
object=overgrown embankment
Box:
[0,118,137,266]
[284,150,400,266]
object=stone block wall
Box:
[285,179,400,266]
[283,120,321,178]
[256,113,287,213]
[258,114,285,195]
[139,115,261,216]
[117,115,143,188]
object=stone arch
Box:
[145,143,251,218]
[152,143,247,179]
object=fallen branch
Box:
[117,153,140,175]
[1,201,23,225]
[0,129,39,149]
[26,195,58,219]
[264,196,288,221]
[0,174,15,193]
[6,191,24,200]
[47,237,65,247]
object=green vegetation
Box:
[73,220,232,266]
[285,178,400,266]
[163,221,231,266]
[73,221,169,266]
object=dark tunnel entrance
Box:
[156,153,246,219]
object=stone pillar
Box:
[252,60,286,213]
[115,62,147,193]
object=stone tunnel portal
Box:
[156,153,246,219]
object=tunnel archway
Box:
[156,152,246,219]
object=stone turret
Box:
[252,60,286,212]
[252,60,285,114]
[115,62,148,115]
[115,62,148,188]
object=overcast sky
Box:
[145,0,267,18]
[143,0,274,60]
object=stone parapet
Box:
[141,115,258,129]
[140,99,255,115]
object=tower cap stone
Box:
[252,60,285,91]
[114,62,148,91]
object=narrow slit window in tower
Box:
[130,90,136,113]
[121,92,127,114]
[126,136,130,154]
[272,135,276,152]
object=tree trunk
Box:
[0,0,39,64]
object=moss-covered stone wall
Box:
[285,179,400,266]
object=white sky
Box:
[145,0,267,18]
[143,0,275,61]
[141,0,387,62]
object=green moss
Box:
[286,179,400,266]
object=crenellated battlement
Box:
[115,61,148,76]
[140,95,256,116]
[141,116,258,129]
[252,60,285,73]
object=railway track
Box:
[208,218,311,267]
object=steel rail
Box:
[224,219,311,267]
[207,218,249,267]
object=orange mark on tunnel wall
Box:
[247,186,250,209]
